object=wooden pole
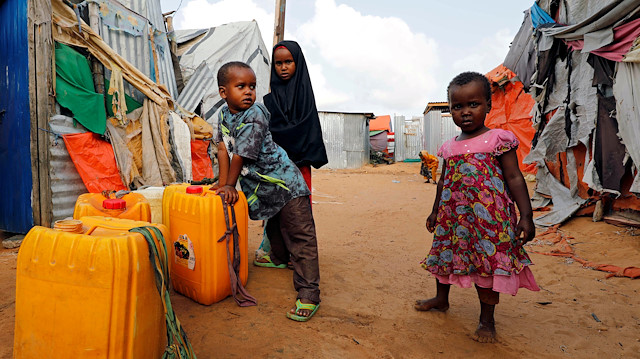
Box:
[273,0,286,47]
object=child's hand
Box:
[515,217,536,244]
[426,212,437,233]
[215,185,239,204]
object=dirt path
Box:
[1,163,639,358]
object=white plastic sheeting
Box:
[176,21,270,124]
[169,111,193,182]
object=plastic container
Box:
[133,186,166,223]
[166,185,249,305]
[161,183,192,232]
[14,216,169,358]
[73,192,151,222]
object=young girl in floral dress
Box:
[416,72,539,343]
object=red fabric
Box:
[565,18,640,62]
[485,65,537,174]
[191,140,214,181]
[298,165,312,206]
[63,132,126,192]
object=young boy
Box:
[214,61,321,321]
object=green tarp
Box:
[55,42,107,134]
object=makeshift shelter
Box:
[504,0,640,226]
[0,0,217,232]
[175,21,271,124]
[319,111,373,169]
[369,115,391,152]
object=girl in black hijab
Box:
[254,41,327,271]
[264,40,328,191]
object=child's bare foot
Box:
[414,298,449,312]
[472,321,496,343]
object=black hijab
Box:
[264,40,328,169]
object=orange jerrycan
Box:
[167,185,249,305]
[161,183,191,232]
[73,192,151,222]
[14,217,168,358]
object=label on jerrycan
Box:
[174,234,196,270]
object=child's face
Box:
[219,67,256,114]
[448,80,490,135]
[274,47,296,80]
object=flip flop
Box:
[253,255,287,269]
[286,299,319,322]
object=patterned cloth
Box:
[421,129,539,295]
[215,103,310,220]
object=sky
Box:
[160,0,533,117]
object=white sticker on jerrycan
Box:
[174,234,196,270]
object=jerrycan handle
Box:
[84,225,99,235]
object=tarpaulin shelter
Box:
[369,115,392,152]
[485,65,537,174]
[175,21,271,123]
[504,0,640,226]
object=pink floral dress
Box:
[421,129,539,295]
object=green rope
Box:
[130,226,197,359]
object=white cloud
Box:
[452,28,515,74]
[295,0,439,115]
[307,62,349,109]
[175,0,274,50]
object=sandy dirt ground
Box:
[1,162,639,358]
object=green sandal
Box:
[286,299,319,322]
[253,255,287,269]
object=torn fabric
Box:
[613,61,640,194]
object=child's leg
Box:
[473,285,499,343]
[415,279,450,312]
[278,196,320,316]
[263,212,288,266]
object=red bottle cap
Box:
[186,185,203,194]
[102,198,126,209]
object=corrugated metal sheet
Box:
[393,115,406,161]
[423,111,460,164]
[0,0,34,232]
[48,115,89,222]
[319,112,369,169]
[393,116,424,161]
[94,0,178,100]
[404,118,423,160]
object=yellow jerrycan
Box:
[73,192,151,222]
[14,217,168,358]
[166,185,250,305]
